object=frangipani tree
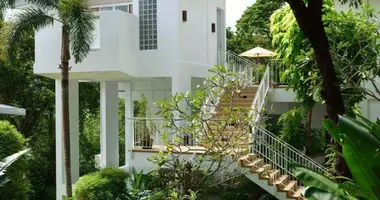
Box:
[0,0,96,197]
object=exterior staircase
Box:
[210,50,331,200]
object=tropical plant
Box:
[135,94,157,149]
[0,149,30,187]
[150,66,256,198]
[280,0,362,123]
[278,107,306,150]
[271,1,380,175]
[291,115,380,200]
[0,0,96,197]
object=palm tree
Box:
[0,0,95,197]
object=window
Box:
[115,5,128,12]
[91,3,133,13]
[100,6,113,11]
[139,0,157,50]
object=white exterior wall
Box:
[34,11,139,80]
[32,0,225,81]
[178,0,225,78]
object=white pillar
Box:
[55,79,79,200]
[123,82,134,169]
[100,81,119,168]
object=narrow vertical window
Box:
[139,0,158,50]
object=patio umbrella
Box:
[239,46,277,63]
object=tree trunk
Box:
[61,26,72,198]
[306,106,313,151]
[285,0,349,177]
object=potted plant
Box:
[136,94,157,149]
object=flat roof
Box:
[0,104,26,116]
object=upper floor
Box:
[16,0,226,81]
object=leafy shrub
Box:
[74,168,129,200]
[278,108,306,150]
[0,120,30,200]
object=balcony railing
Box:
[128,118,198,149]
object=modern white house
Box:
[13,0,380,199]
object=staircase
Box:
[210,50,330,200]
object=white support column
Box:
[123,82,134,169]
[100,81,119,168]
[55,79,79,200]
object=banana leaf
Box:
[304,187,354,200]
[323,115,380,177]
[342,135,380,200]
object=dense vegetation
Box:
[0,0,380,199]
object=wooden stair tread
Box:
[283,180,298,192]
[254,164,272,173]
[274,175,289,186]
[247,158,263,168]
[259,169,279,179]
[290,186,304,199]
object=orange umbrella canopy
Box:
[239,47,277,58]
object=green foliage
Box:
[0,149,30,187]
[74,168,130,200]
[0,121,29,200]
[227,0,283,53]
[0,19,57,199]
[292,115,380,199]
[218,175,270,200]
[79,98,126,175]
[309,129,326,154]
[270,2,379,114]
[1,0,96,63]
[278,107,306,150]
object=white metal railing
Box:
[249,66,270,122]
[220,49,261,85]
[269,59,287,85]
[252,127,331,195]
[203,49,261,118]
[128,118,197,148]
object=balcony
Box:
[34,10,139,80]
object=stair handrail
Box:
[249,65,270,122]
[248,64,331,179]
[254,126,330,176]
[202,49,258,118]
[220,49,259,85]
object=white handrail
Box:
[249,66,270,121]
[246,65,331,192]
[203,49,259,118]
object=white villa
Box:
[13,0,380,199]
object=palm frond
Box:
[0,0,16,20]
[2,7,54,61]
[58,0,96,63]
[27,0,59,9]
